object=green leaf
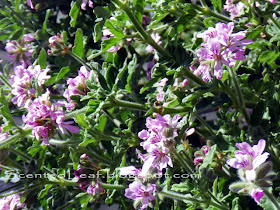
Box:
[231,197,241,210]
[38,184,53,199]
[75,113,89,129]
[105,20,125,39]
[0,88,16,127]
[171,182,194,193]
[93,6,111,19]
[199,145,217,172]
[38,49,47,69]
[73,28,84,58]
[56,67,70,83]
[133,0,144,22]
[93,22,102,42]
[211,0,222,12]
[69,147,79,170]
[69,2,80,27]
[94,114,107,132]
[258,51,280,67]
[42,9,51,34]
[125,54,137,93]
[246,26,264,40]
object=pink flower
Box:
[119,166,141,176]
[191,22,252,82]
[224,0,247,19]
[86,182,103,196]
[26,0,34,9]
[125,181,156,210]
[23,90,79,145]
[138,144,173,176]
[5,34,34,67]
[227,139,269,181]
[81,0,94,10]
[63,66,92,110]
[0,194,25,209]
[11,65,50,108]
[250,188,264,204]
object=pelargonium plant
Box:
[1,0,280,209]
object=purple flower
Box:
[138,144,173,176]
[227,139,269,181]
[191,22,252,82]
[11,65,50,108]
[5,34,35,67]
[81,0,94,10]
[63,66,92,110]
[224,0,247,19]
[125,181,156,210]
[86,182,103,196]
[26,0,34,9]
[0,194,25,209]
[23,89,79,145]
[250,188,264,204]
[119,166,141,176]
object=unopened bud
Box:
[229,181,247,193]
[256,161,272,180]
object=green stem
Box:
[269,14,280,31]
[181,67,207,86]
[192,4,232,23]
[217,80,239,107]
[64,106,89,119]
[159,190,204,204]
[228,66,250,124]
[172,149,195,175]
[100,183,126,190]
[193,112,215,136]
[0,128,31,150]
[263,189,280,210]
[112,0,172,58]
[207,189,228,210]
[160,190,228,210]
[0,74,12,89]
[111,98,147,111]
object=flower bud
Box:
[229,181,247,193]
[256,179,272,188]
[256,161,272,180]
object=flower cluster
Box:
[0,194,25,209]
[191,22,252,82]
[125,181,156,210]
[224,0,276,19]
[227,139,275,204]
[63,66,92,110]
[5,34,34,67]
[48,34,68,56]
[137,114,181,176]
[23,89,79,145]
[74,154,104,197]
[11,65,50,108]
[194,145,210,165]
[120,114,182,209]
